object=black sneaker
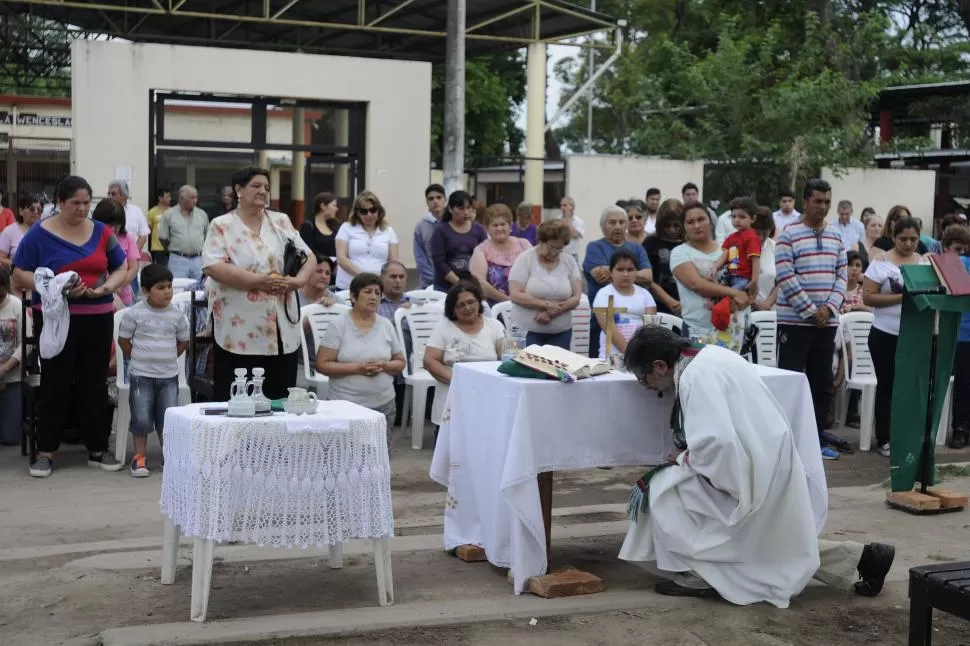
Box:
[29,455,52,478]
[88,452,124,472]
[855,542,895,597]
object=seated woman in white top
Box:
[592,249,657,359]
[423,280,505,426]
[334,191,399,290]
[316,273,406,446]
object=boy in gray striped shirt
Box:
[118,264,191,477]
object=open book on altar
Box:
[513,344,611,381]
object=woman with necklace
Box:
[469,204,531,305]
[316,273,405,444]
[202,167,316,402]
[424,280,504,426]
[299,192,340,283]
[429,190,487,292]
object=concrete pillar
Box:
[524,42,547,209]
[185,164,196,188]
[291,107,306,226]
[443,0,466,195]
[270,166,281,211]
[334,109,351,197]
[257,150,269,169]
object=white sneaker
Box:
[878,443,891,457]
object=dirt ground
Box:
[2,422,969,646]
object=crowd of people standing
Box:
[2,168,969,482]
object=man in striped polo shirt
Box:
[775,179,847,460]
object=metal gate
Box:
[0,136,71,206]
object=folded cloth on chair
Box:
[33,267,79,359]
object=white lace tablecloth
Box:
[429,361,827,594]
[161,401,394,548]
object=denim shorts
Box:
[129,374,179,436]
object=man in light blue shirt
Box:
[834,199,865,252]
[413,184,446,288]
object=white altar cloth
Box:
[429,361,827,594]
[161,402,395,548]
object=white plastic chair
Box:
[113,308,192,463]
[405,289,445,303]
[839,312,877,451]
[299,303,351,398]
[394,302,444,450]
[748,311,778,368]
[937,376,954,447]
[172,289,204,308]
[335,289,351,303]
[569,294,591,356]
[491,300,514,328]
[646,312,686,336]
[172,277,196,293]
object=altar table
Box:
[429,361,827,594]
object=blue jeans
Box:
[129,375,179,436]
[526,329,572,351]
[728,275,750,290]
[168,253,203,280]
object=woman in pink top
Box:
[91,199,141,305]
[0,193,42,270]
[470,204,532,305]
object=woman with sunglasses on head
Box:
[0,193,42,270]
[334,191,399,290]
[429,190,487,292]
[625,201,649,246]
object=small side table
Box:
[159,402,395,622]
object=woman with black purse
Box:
[201,167,315,401]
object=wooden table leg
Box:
[537,471,553,562]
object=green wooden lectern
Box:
[889,265,970,508]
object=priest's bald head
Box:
[624,325,691,392]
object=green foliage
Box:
[430,52,526,167]
[553,0,970,197]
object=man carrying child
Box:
[118,264,190,477]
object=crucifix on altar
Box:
[591,295,629,357]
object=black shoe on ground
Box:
[855,542,895,597]
[654,579,721,599]
[948,427,969,450]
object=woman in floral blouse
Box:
[202,167,315,401]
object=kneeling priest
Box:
[619,326,895,607]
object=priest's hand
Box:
[666,448,686,465]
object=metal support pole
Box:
[525,41,547,206]
[586,0,595,153]
[443,0,466,195]
[291,107,306,225]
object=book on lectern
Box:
[929,253,970,296]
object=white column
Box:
[257,150,269,169]
[525,42,547,206]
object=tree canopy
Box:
[551,0,970,196]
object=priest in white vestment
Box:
[619,326,896,607]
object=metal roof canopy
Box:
[1,0,619,60]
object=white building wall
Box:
[71,40,432,267]
[821,167,937,229]
[564,155,706,257]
